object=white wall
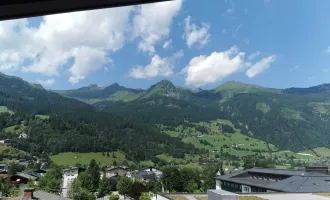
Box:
[241,185,251,193]
[62,168,79,197]
[216,180,221,190]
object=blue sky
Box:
[1,0,330,90]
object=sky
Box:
[1,0,330,90]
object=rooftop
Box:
[216,168,330,193]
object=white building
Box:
[62,167,85,197]
[100,166,129,179]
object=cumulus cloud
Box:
[129,50,183,79]
[36,78,55,86]
[182,47,245,86]
[182,47,276,86]
[246,55,276,78]
[163,39,173,49]
[0,0,183,84]
[247,51,261,61]
[0,6,133,84]
[132,0,183,53]
[183,16,210,48]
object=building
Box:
[0,163,9,171]
[10,173,38,185]
[216,168,330,193]
[62,167,85,198]
[101,166,129,179]
[127,167,162,181]
[305,165,329,174]
[10,188,70,200]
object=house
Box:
[10,173,38,185]
[216,167,330,193]
[100,166,129,179]
[62,167,85,198]
[9,188,70,200]
[127,166,162,181]
[139,167,162,179]
[0,163,9,171]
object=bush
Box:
[109,194,120,200]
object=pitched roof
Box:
[33,191,70,200]
[216,168,330,193]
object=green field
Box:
[313,147,330,157]
[0,106,14,114]
[35,115,49,119]
[163,119,276,157]
[0,144,28,159]
[3,123,26,134]
[50,152,134,166]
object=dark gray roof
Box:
[216,168,330,193]
[33,191,70,200]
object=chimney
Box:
[23,188,34,198]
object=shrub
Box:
[109,194,120,200]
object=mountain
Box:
[54,83,142,103]
[56,80,330,152]
[0,73,199,162]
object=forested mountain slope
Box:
[0,73,199,162]
[56,80,330,152]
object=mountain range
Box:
[0,71,330,156]
[54,80,330,152]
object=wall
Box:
[62,168,79,197]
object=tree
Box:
[201,164,221,192]
[7,162,17,177]
[98,177,111,197]
[87,159,100,191]
[181,167,201,192]
[161,166,183,192]
[129,181,148,200]
[243,158,255,170]
[117,176,133,200]
[77,172,93,192]
[39,165,62,194]
[139,192,152,200]
[68,178,96,200]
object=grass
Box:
[314,193,330,197]
[239,197,266,200]
[0,106,14,114]
[0,144,28,158]
[163,119,277,158]
[139,160,154,167]
[3,123,26,134]
[281,107,303,120]
[256,103,271,113]
[168,196,189,200]
[49,152,134,166]
[35,115,49,119]
[194,196,207,200]
[156,154,187,165]
[313,147,330,157]
[308,102,330,114]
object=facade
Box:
[127,167,163,181]
[62,167,85,198]
[216,168,330,193]
[101,166,129,179]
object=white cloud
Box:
[248,51,261,61]
[308,76,315,81]
[132,0,183,53]
[264,0,271,3]
[0,6,133,84]
[183,16,210,48]
[244,8,248,14]
[323,68,329,73]
[182,47,245,86]
[36,78,55,86]
[163,39,173,49]
[246,55,276,78]
[222,28,227,34]
[182,47,276,86]
[129,50,183,79]
[0,0,183,84]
